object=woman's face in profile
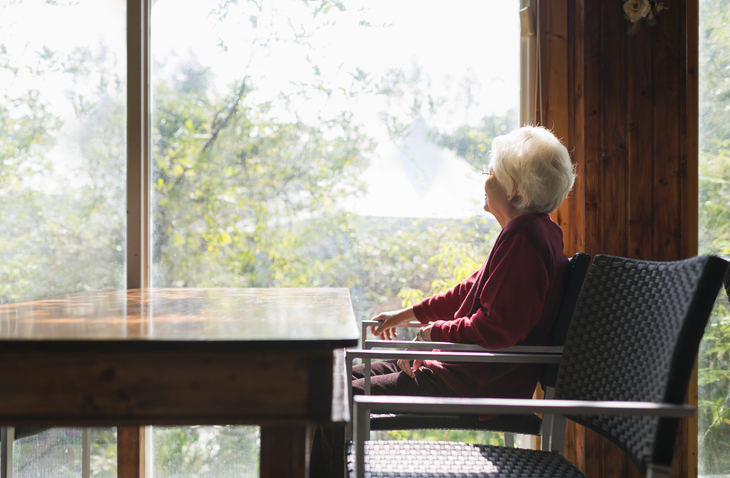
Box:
[483,172,514,225]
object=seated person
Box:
[309,125,576,478]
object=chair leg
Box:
[503,432,514,448]
[541,387,556,452]
[353,401,371,478]
[364,357,371,395]
[540,413,554,451]
[549,415,567,455]
[1,426,14,478]
[345,354,354,441]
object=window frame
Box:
[120,0,530,474]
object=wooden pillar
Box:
[538,0,699,476]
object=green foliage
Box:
[150,64,375,291]
[153,426,259,477]
[90,428,117,477]
[433,109,519,170]
[699,145,730,257]
[374,429,505,447]
[0,41,125,303]
[698,0,730,473]
[1,0,509,471]
[698,295,730,474]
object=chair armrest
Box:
[361,319,420,344]
[362,319,421,328]
[360,320,563,353]
[346,346,561,397]
[348,349,561,364]
[354,395,696,417]
[362,339,563,354]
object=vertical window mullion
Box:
[127,0,151,290]
[122,1,151,477]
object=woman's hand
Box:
[397,358,423,379]
[370,307,416,340]
[396,325,432,379]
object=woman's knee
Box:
[351,363,366,380]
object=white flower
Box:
[623,0,652,23]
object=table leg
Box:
[260,425,309,478]
[118,426,148,478]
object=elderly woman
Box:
[310,125,576,478]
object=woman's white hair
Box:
[488,126,576,214]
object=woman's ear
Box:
[507,183,519,201]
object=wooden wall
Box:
[541,0,699,476]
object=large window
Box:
[149,0,519,471]
[1,0,519,474]
[698,0,730,475]
[0,0,123,475]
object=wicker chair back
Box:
[555,254,728,474]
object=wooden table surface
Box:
[0,288,359,477]
[0,287,358,347]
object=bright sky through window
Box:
[151,0,519,138]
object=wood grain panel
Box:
[541,0,573,254]
[574,420,586,473]
[260,425,308,478]
[567,0,586,257]
[0,349,332,426]
[627,25,655,259]
[683,0,700,260]
[584,428,602,478]
[682,0,700,474]
[117,427,145,478]
[601,0,628,258]
[580,0,604,259]
[537,0,698,476]
[652,1,682,262]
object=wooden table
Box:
[0,288,359,477]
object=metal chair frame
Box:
[346,252,591,454]
[349,254,729,478]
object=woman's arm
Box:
[370,306,417,340]
[430,234,549,349]
[412,268,481,323]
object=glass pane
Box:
[153,426,259,477]
[150,0,518,473]
[13,428,82,477]
[0,0,127,300]
[91,427,118,478]
[150,0,517,295]
[698,0,730,475]
[0,0,125,473]
[7,427,117,477]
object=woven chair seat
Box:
[347,440,586,478]
[369,414,542,436]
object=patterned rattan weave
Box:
[347,441,586,478]
[554,254,728,474]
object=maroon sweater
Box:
[412,213,568,400]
